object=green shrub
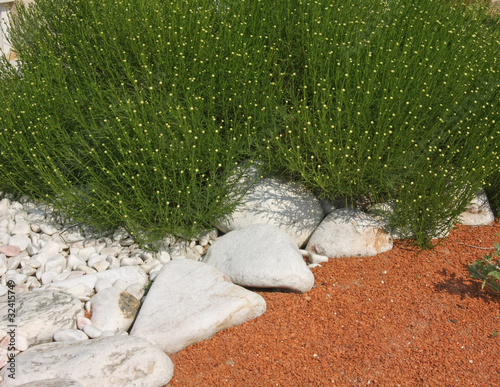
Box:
[257,0,500,247]
[0,0,499,248]
[0,0,285,243]
[468,234,500,294]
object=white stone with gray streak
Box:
[0,289,83,347]
[90,287,140,332]
[0,335,173,387]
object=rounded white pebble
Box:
[83,324,103,339]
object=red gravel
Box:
[167,221,500,386]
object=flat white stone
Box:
[39,223,59,236]
[83,324,102,339]
[53,329,89,342]
[204,224,315,293]
[130,259,266,354]
[8,234,30,251]
[95,278,113,293]
[15,378,83,387]
[11,220,31,235]
[216,172,325,247]
[39,242,61,258]
[0,289,83,346]
[0,336,174,387]
[41,266,148,293]
[306,208,393,258]
[90,288,140,332]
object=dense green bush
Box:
[0,0,499,247]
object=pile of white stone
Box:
[0,171,495,386]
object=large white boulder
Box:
[204,224,315,292]
[130,259,266,354]
[306,208,393,258]
[0,289,83,347]
[0,336,173,387]
[216,169,324,247]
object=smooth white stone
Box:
[35,266,44,280]
[8,234,30,251]
[31,252,49,266]
[51,234,70,250]
[53,329,89,342]
[40,234,53,243]
[30,223,41,233]
[90,288,140,332]
[68,254,85,270]
[95,278,113,293]
[69,246,81,256]
[7,255,22,270]
[43,267,148,294]
[309,252,329,265]
[83,324,102,339]
[0,336,174,387]
[52,271,71,283]
[101,330,115,338]
[45,255,66,273]
[156,250,171,264]
[60,230,84,243]
[11,220,31,235]
[85,301,92,313]
[148,266,162,281]
[76,264,97,275]
[204,224,315,293]
[41,270,60,285]
[0,232,9,246]
[130,260,266,354]
[66,271,85,279]
[94,242,106,254]
[113,279,127,291]
[13,378,83,387]
[0,289,83,346]
[25,277,41,290]
[15,334,29,351]
[76,316,92,330]
[20,266,36,276]
[26,243,39,256]
[120,257,141,266]
[77,246,96,261]
[139,259,160,274]
[100,246,122,257]
[106,256,120,269]
[459,189,495,226]
[0,262,7,277]
[39,223,59,236]
[87,254,106,268]
[39,241,61,258]
[64,283,93,299]
[6,273,27,285]
[125,283,145,300]
[120,238,135,246]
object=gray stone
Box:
[130,259,266,354]
[204,224,315,292]
[0,336,174,387]
[307,208,393,258]
[0,289,83,346]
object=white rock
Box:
[83,324,102,339]
[130,259,266,354]
[20,265,37,276]
[0,232,9,246]
[15,333,29,351]
[11,220,31,235]
[100,246,122,257]
[68,254,85,270]
[95,278,113,293]
[459,189,495,226]
[40,223,59,236]
[0,261,7,277]
[8,234,30,251]
[60,230,85,243]
[45,255,66,273]
[26,243,39,256]
[0,289,83,346]
[41,270,60,285]
[6,273,27,285]
[77,246,96,261]
[139,258,160,274]
[87,254,106,268]
[93,260,110,272]
[76,265,97,275]
[216,171,325,247]
[125,283,145,300]
[0,336,174,387]
[64,283,94,299]
[25,277,41,290]
[30,223,41,233]
[76,316,92,330]
[204,224,315,293]
[100,330,115,338]
[53,329,89,342]
[113,279,127,290]
[52,271,71,283]
[90,288,140,332]
[39,241,61,258]
[306,208,393,258]
[14,378,83,387]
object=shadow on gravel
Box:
[433,268,500,304]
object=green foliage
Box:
[0,0,499,248]
[468,235,500,294]
[257,0,500,248]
